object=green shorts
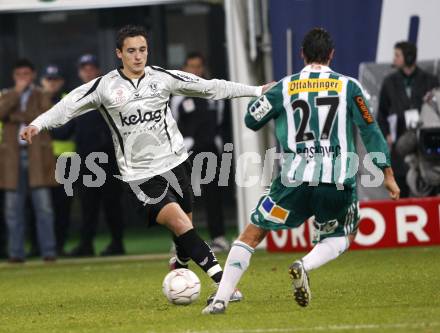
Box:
[250,177,360,241]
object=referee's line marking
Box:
[0,253,170,269]
[168,322,440,333]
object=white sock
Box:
[214,240,254,306]
[302,236,348,272]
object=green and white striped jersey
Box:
[245,65,391,188]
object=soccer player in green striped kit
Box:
[203,28,400,314]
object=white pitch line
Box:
[167,322,440,333]
[0,253,170,269]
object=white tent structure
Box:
[224,0,273,232]
[0,0,180,12]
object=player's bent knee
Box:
[164,218,193,236]
[237,235,259,249]
[237,224,268,248]
[156,202,193,236]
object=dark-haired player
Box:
[21,25,271,301]
[203,27,400,314]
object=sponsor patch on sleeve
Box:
[174,71,199,83]
[354,95,374,124]
[249,95,272,121]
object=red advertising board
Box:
[267,197,440,252]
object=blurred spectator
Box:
[0,59,57,263]
[0,112,6,259]
[68,54,125,257]
[377,41,439,198]
[170,53,229,252]
[41,65,66,99]
[0,191,6,259]
[41,64,76,255]
[26,196,39,258]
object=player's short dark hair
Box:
[301,28,334,64]
[13,58,35,71]
[116,25,148,50]
[184,52,205,66]
[394,41,417,66]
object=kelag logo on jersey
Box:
[119,109,162,126]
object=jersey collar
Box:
[117,67,147,89]
[302,64,332,73]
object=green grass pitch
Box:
[1,247,439,333]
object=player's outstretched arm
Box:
[347,80,400,200]
[245,80,282,131]
[348,80,392,167]
[261,82,276,93]
[20,125,39,144]
[166,68,266,100]
[26,77,103,138]
[383,167,400,200]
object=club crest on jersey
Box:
[249,95,272,121]
[288,78,342,95]
[354,95,374,124]
[149,81,160,96]
[258,196,290,224]
[119,109,162,126]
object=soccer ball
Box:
[162,268,201,305]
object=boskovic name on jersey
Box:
[119,109,162,126]
[296,145,342,159]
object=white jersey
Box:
[31,66,262,181]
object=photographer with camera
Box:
[396,88,440,197]
[377,41,439,197]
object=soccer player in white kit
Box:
[21,25,271,301]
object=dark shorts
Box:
[250,176,360,241]
[131,159,194,225]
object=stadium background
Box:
[0,1,439,332]
[0,0,439,249]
